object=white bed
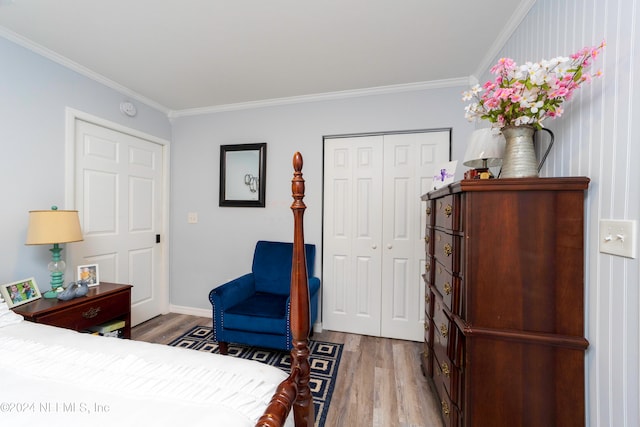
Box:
[0,306,293,427]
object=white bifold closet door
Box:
[323,130,450,341]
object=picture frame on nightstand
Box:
[77,264,100,287]
[0,277,42,308]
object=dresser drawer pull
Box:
[441,361,450,377]
[443,243,452,256]
[424,235,430,244]
[444,282,452,295]
[426,206,432,216]
[444,204,452,217]
[425,294,431,305]
[424,322,430,331]
[440,323,448,338]
[422,348,430,358]
[425,262,431,273]
[441,401,450,416]
[82,307,101,319]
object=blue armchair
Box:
[208,240,320,354]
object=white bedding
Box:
[0,314,292,427]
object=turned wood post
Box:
[290,152,314,427]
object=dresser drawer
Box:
[37,291,130,332]
[433,296,454,356]
[434,261,457,312]
[425,200,435,227]
[433,230,460,273]
[425,288,434,319]
[421,341,433,377]
[434,195,461,231]
[424,226,434,255]
[433,352,462,427]
[424,256,434,283]
[433,349,464,406]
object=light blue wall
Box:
[0,36,171,291]
[170,87,471,309]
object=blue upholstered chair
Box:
[208,240,320,354]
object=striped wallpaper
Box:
[479,1,640,426]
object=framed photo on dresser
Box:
[0,277,41,308]
[77,264,100,287]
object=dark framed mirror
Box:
[219,143,267,207]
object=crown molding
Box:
[0,27,171,115]
[168,77,469,118]
[472,0,538,82]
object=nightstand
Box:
[12,282,132,338]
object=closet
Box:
[322,130,450,341]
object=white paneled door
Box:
[323,130,450,341]
[70,119,166,326]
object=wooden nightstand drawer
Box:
[37,291,129,332]
[12,282,132,338]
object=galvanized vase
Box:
[500,125,554,178]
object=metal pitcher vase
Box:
[500,125,554,178]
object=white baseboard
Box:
[169,304,211,318]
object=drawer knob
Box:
[424,235,430,244]
[444,204,452,217]
[426,206,432,216]
[440,323,448,338]
[441,361,450,377]
[443,243,453,256]
[82,307,101,319]
[422,348,430,358]
[425,262,431,273]
[425,294,431,305]
[444,282,452,295]
[441,401,450,416]
[424,322,430,331]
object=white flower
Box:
[530,100,544,114]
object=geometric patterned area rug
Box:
[168,326,343,427]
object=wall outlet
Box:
[187,212,198,224]
[599,219,637,258]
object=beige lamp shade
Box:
[26,209,83,245]
[463,128,506,168]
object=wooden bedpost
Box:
[255,152,314,427]
[289,152,314,427]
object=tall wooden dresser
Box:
[421,177,589,427]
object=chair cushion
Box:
[252,241,316,295]
[224,293,288,335]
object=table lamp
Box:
[26,206,83,298]
[463,128,505,179]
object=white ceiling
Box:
[0,0,535,115]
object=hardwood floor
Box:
[132,313,444,427]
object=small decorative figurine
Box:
[57,280,89,301]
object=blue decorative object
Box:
[209,241,320,353]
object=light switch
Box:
[187,212,198,224]
[599,219,636,258]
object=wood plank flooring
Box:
[132,313,444,427]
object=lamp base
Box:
[43,288,63,299]
[465,168,494,180]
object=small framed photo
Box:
[77,264,100,287]
[0,277,42,308]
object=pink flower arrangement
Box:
[463,41,605,129]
